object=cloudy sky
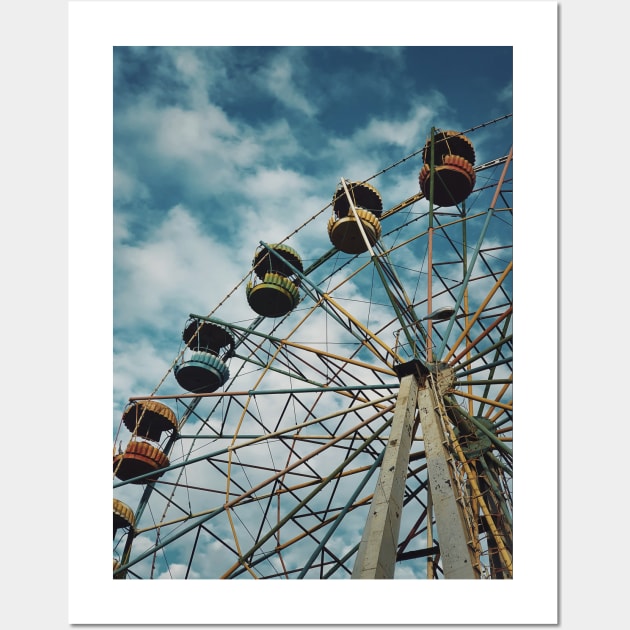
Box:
[109,43,514,587]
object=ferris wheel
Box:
[113,115,513,580]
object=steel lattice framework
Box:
[113,115,513,580]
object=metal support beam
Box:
[352,367,421,579]
[418,384,479,578]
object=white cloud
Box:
[157,563,202,579]
[155,104,239,157]
[357,102,437,149]
[499,80,513,104]
[114,204,252,331]
[113,337,176,405]
[258,52,317,117]
[243,166,312,201]
[114,165,150,205]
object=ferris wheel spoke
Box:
[221,415,393,578]
[435,154,513,358]
[448,309,512,367]
[296,451,383,578]
[229,460,381,579]
[440,260,513,363]
[450,390,512,412]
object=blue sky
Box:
[112,44,514,583]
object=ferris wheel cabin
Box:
[121,399,177,443]
[419,130,477,207]
[174,320,234,393]
[246,243,303,317]
[327,180,383,254]
[113,440,170,484]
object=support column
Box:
[418,381,479,578]
[352,363,422,579]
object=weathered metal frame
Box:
[113,116,513,580]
